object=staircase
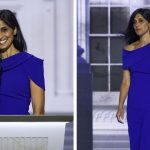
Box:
[93,106,130,150]
[63,122,73,150]
[93,129,130,150]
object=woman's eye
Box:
[139,19,143,23]
[1,28,7,32]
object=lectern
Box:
[0,116,73,150]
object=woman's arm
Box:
[30,79,45,115]
[116,70,130,123]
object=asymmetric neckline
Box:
[1,51,33,71]
[2,51,23,62]
[123,42,150,52]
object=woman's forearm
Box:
[118,83,130,109]
[33,110,45,115]
[32,104,45,115]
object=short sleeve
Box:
[122,61,129,70]
[122,50,129,70]
[25,56,45,90]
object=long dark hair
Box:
[124,8,150,44]
[0,9,27,51]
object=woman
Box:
[116,8,150,149]
[0,9,45,115]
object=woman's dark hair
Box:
[0,9,27,51]
[124,8,150,44]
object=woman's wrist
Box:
[118,105,124,110]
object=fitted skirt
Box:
[127,106,150,150]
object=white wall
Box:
[0,0,73,115]
[78,0,87,60]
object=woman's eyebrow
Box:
[134,17,143,21]
[0,26,8,30]
[0,26,7,29]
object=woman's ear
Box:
[13,27,17,35]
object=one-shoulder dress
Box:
[0,51,45,115]
[122,43,150,150]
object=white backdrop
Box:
[0,0,74,115]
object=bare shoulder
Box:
[124,41,139,51]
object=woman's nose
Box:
[0,32,4,40]
[135,22,140,27]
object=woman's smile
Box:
[0,39,7,45]
[0,20,16,51]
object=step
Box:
[93,140,130,148]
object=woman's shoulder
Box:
[22,52,44,73]
[124,41,138,51]
[21,52,44,69]
[25,52,43,62]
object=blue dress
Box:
[0,51,45,115]
[122,43,150,150]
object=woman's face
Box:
[0,20,16,51]
[133,13,150,36]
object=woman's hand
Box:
[116,107,125,124]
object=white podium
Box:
[0,121,67,150]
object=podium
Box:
[0,116,73,150]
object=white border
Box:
[73,0,77,150]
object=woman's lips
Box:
[0,40,7,44]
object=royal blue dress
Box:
[122,43,150,150]
[0,51,45,115]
